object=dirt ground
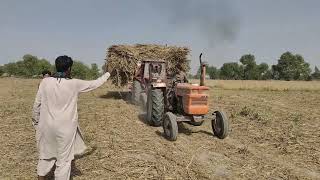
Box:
[0,78,319,180]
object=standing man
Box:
[41,70,52,78]
[32,55,110,180]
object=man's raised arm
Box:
[76,72,110,93]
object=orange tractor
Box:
[131,54,229,141]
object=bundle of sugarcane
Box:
[105,44,190,86]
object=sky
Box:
[0,0,319,73]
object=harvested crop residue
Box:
[0,78,319,179]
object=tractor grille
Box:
[191,96,208,105]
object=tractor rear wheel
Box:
[212,111,229,139]
[163,112,178,141]
[132,80,142,105]
[147,88,164,126]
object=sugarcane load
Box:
[105,44,190,86]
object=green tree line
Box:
[0,54,101,80]
[1,52,319,81]
[196,51,320,81]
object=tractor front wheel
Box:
[212,111,229,139]
[163,112,178,141]
[146,88,164,127]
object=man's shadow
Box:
[99,91,131,102]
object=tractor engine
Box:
[173,53,209,116]
[175,84,209,115]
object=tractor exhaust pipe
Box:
[199,53,206,86]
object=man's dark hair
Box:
[55,55,73,72]
[41,70,52,76]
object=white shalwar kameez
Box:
[32,72,110,179]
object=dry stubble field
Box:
[0,78,319,179]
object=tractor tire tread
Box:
[151,89,164,126]
[212,111,229,139]
[132,80,142,105]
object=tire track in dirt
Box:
[224,138,320,179]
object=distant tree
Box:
[272,52,311,80]
[88,63,100,79]
[271,65,280,80]
[22,54,39,77]
[207,66,220,79]
[71,61,91,79]
[3,62,18,75]
[37,58,52,74]
[240,54,259,80]
[196,65,220,79]
[312,66,320,80]
[16,61,27,76]
[262,69,273,80]
[0,65,4,75]
[2,54,52,77]
[257,63,271,80]
[2,54,102,79]
[220,62,244,80]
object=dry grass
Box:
[191,79,320,91]
[0,78,319,179]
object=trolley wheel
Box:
[212,111,229,139]
[163,112,178,141]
